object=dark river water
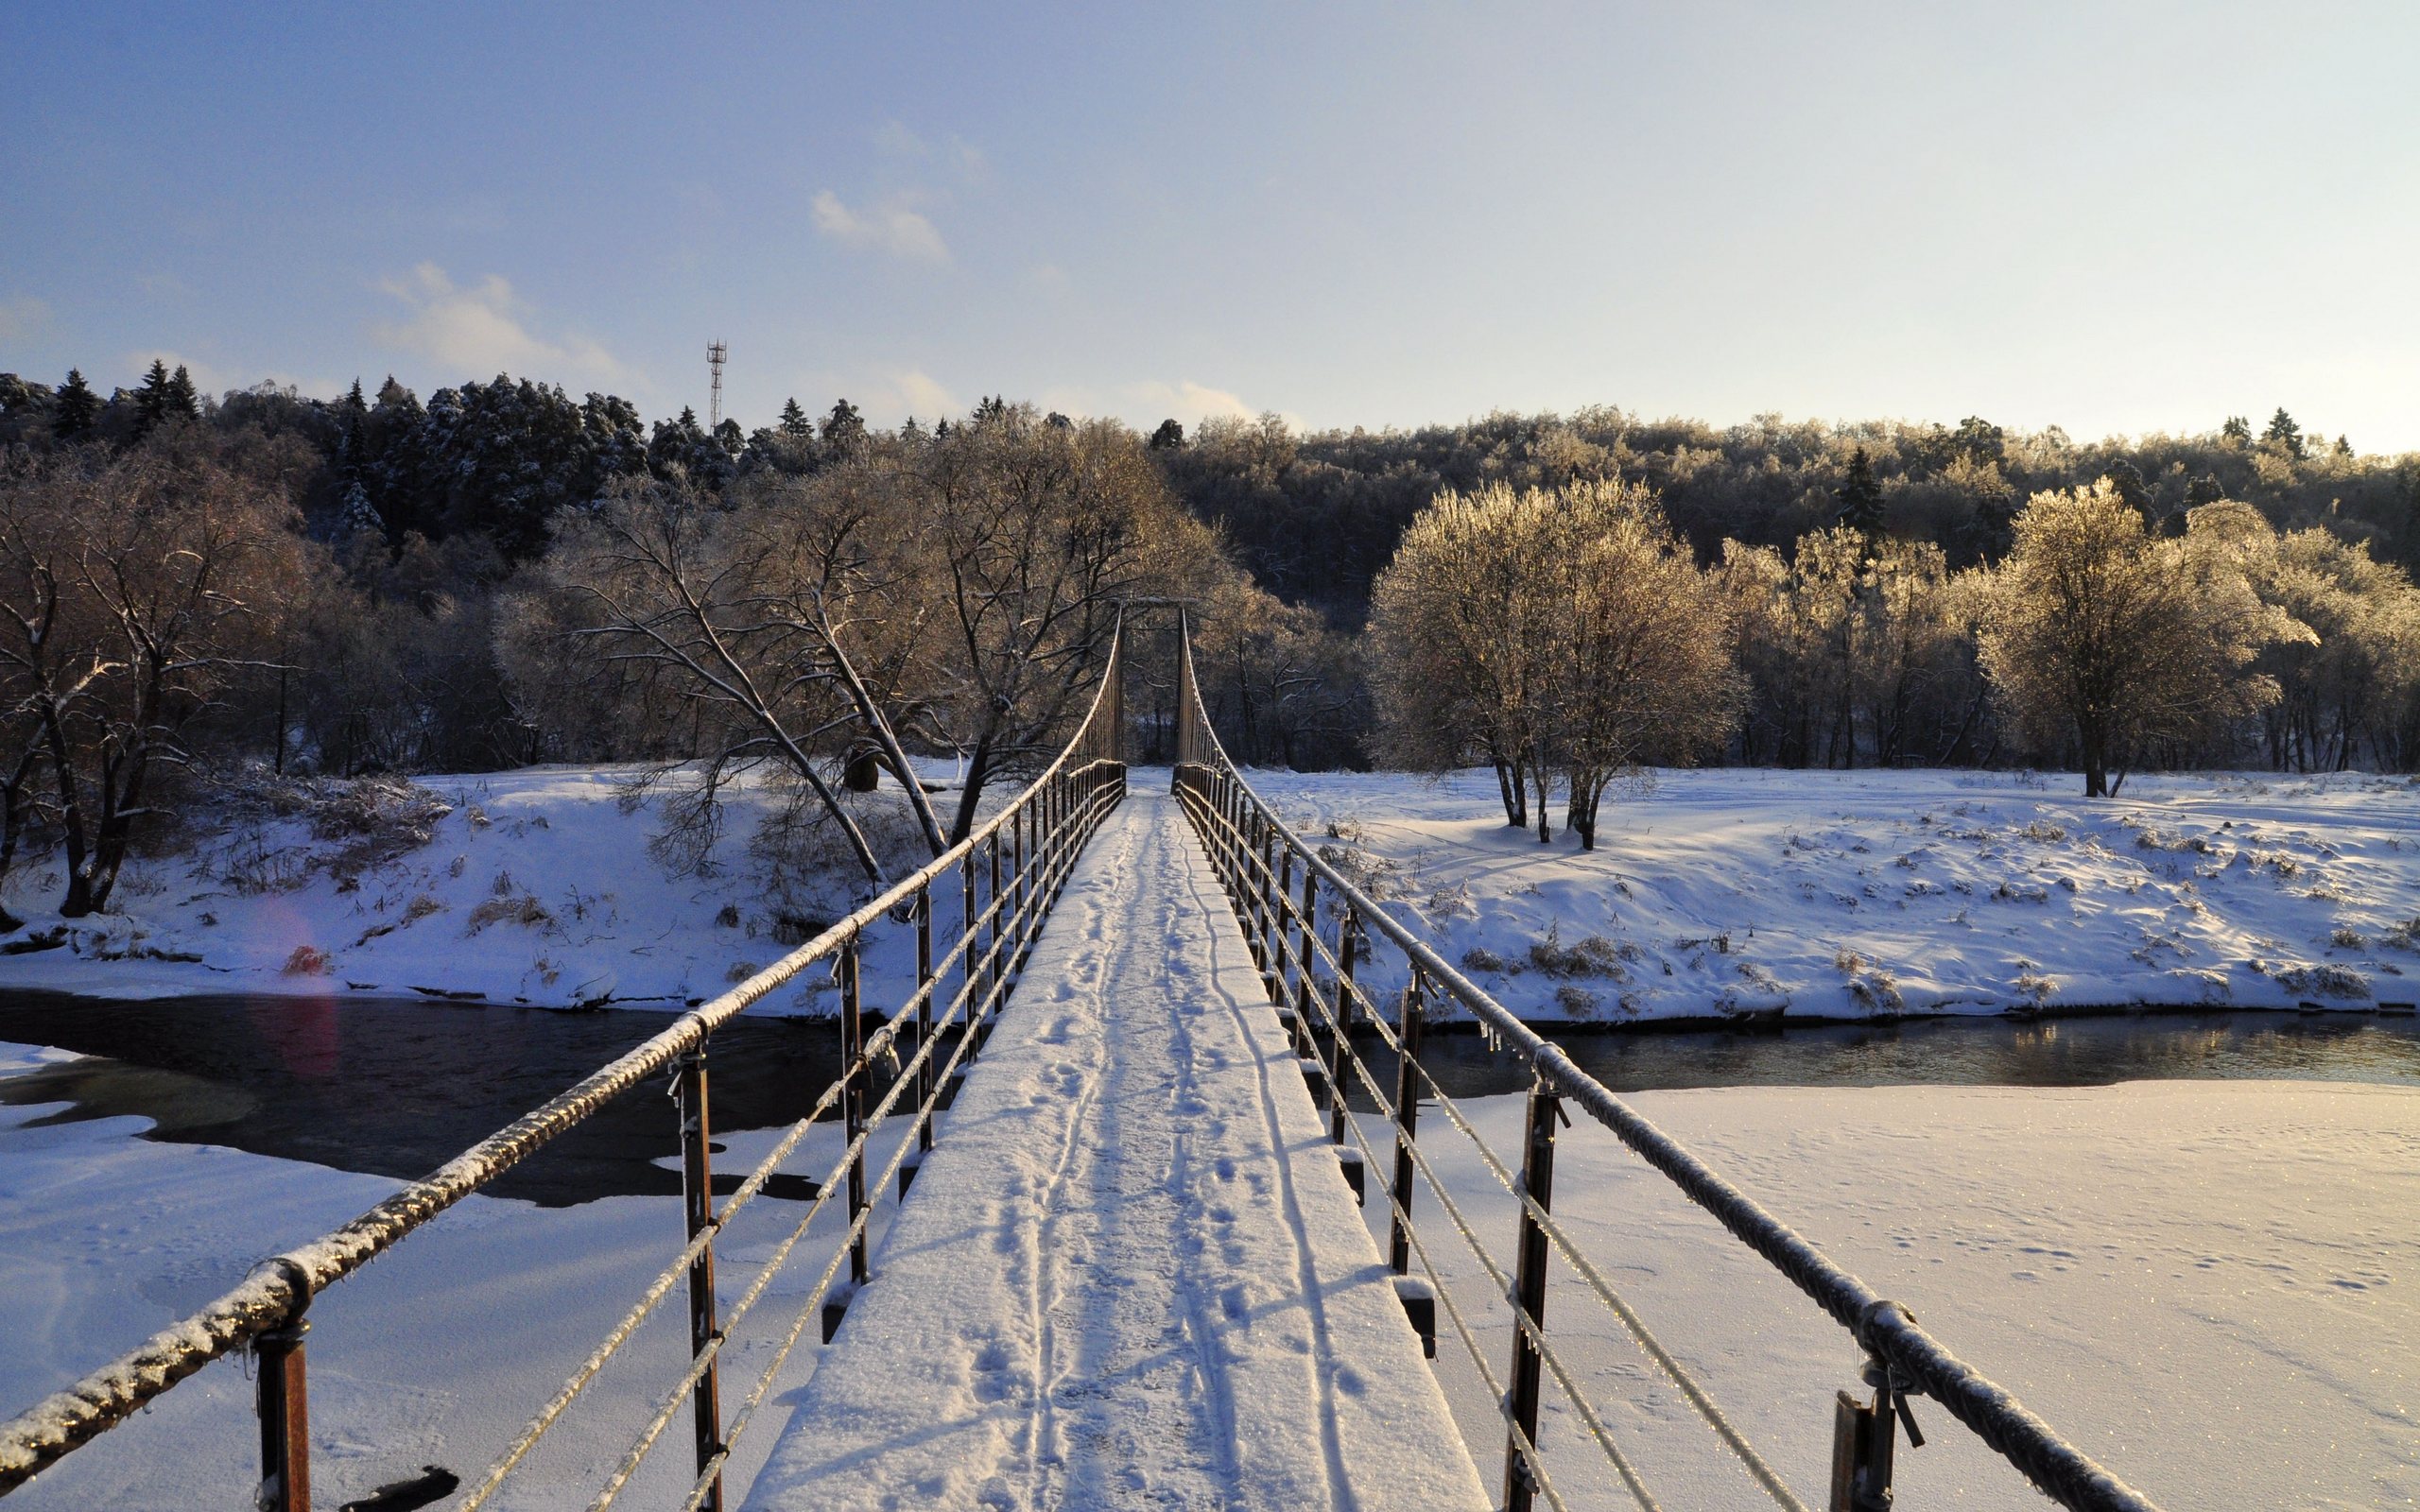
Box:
[3,989,2414,1203]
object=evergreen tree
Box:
[1835,447,1886,536]
[2263,407,2305,458]
[2334,434,2352,456]
[778,397,813,438]
[2184,473,2226,509]
[1150,418,1186,451]
[2104,457,2153,520]
[163,364,200,420]
[132,358,174,436]
[52,369,100,438]
[821,398,867,456]
[2221,415,2253,446]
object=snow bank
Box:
[0,765,959,1013]
[1249,765,2420,1022]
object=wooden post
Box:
[253,1276,312,1512]
[1389,971,1422,1274]
[677,1045,726,1511]
[1503,1080,1561,1512]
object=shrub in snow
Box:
[1553,985,1601,1018]
[1461,945,1515,975]
[465,895,552,935]
[1527,926,1622,978]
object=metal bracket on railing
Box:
[1831,1301,1925,1511]
[248,1257,315,1512]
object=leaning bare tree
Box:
[512,471,919,891]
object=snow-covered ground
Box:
[0,1038,911,1511]
[0,765,959,1012]
[1365,1078,2419,1511]
[1248,765,2420,1022]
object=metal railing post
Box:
[1272,845,1295,1006]
[840,935,870,1290]
[1389,970,1423,1275]
[1504,1078,1562,1512]
[986,830,1004,1022]
[914,888,935,1155]
[961,848,979,1056]
[676,1044,726,1511]
[1322,895,1348,1146]
[252,1269,312,1512]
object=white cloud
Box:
[873,120,926,157]
[811,191,951,265]
[0,296,50,342]
[371,263,631,385]
[1136,380,1261,426]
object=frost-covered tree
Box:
[1977,479,2310,796]
[1369,478,1739,846]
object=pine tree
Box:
[52,369,100,438]
[2104,458,2153,520]
[1149,418,1186,451]
[133,359,173,435]
[1835,447,1886,536]
[2221,415,2252,446]
[2263,407,2305,458]
[2184,474,2225,509]
[821,398,867,456]
[164,364,199,420]
[779,397,813,438]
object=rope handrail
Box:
[0,616,1131,1497]
[1169,612,2166,1512]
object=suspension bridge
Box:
[0,614,2166,1512]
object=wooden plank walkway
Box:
[742,787,1489,1511]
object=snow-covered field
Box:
[1249,765,2420,1022]
[1370,1078,2419,1511]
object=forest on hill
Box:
[2,360,2416,919]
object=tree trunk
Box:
[1494,756,1527,828]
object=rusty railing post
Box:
[1504,1077,1562,1512]
[253,1262,313,1512]
[675,1044,727,1510]
[1389,970,1423,1274]
[914,886,935,1155]
[841,934,869,1287]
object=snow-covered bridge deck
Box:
[743,788,1489,1511]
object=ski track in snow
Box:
[740,790,1488,1512]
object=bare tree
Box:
[0,438,304,915]
[907,406,1201,838]
[512,473,898,888]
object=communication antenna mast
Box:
[707,339,727,429]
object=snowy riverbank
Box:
[0,765,948,1012]
[4,764,2418,1022]
[1250,765,2420,1022]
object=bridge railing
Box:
[0,622,1132,1512]
[1168,613,2164,1512]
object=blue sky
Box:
[4,2,2416,447]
